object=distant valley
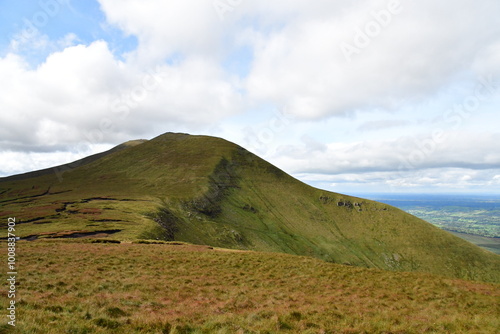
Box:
[363,193,500,254]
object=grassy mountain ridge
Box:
[0,139,147,183]
[1,132,499,282]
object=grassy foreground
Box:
[1,240,499,333]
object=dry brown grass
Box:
[1,240,498,333]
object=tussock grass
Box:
[1,240,498,333]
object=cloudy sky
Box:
[1,0,500,194]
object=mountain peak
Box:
[1,132,499,282]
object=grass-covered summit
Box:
[1,132,499,282]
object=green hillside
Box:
[1,132,499,282]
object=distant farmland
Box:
[367,193,500,237]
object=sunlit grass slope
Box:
[0,240,498,333]
[0,132,499,282]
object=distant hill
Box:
[1,132,499,282]
[0,139,147,182]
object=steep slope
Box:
[1,132,499,282]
